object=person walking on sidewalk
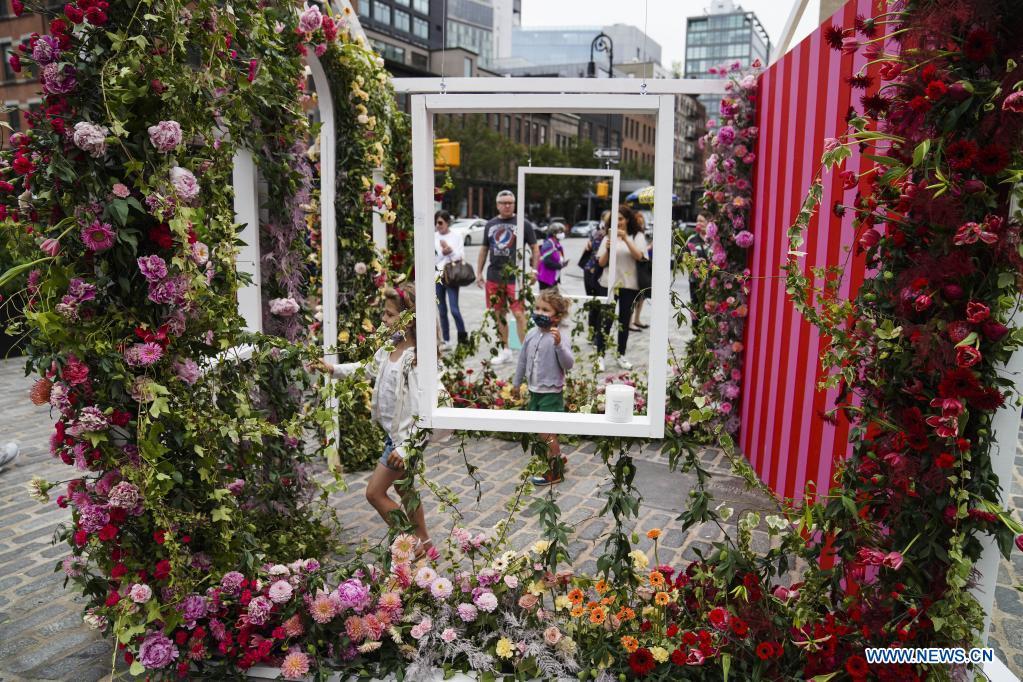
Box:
[476,190,539,365]
[434,210,468,351]
[537,222,567,291]
[596,205,648,370]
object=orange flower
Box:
[594,579,609,595]
[567,588,584,605]
[30,378,52,406]
[570,605,585,618]
[616,607,636,621]
[654,591,670,606]
[589,606,606,625]
[600,596,615,606]
[587,600,599,610]
[621,635,639,653]
[649,571,666,588]
[646,528,662,540]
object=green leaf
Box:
[212,506,233,522]
[912,139,930,167]
[721,653,731,682]
[108,199,129,227]
[129,661,146,676]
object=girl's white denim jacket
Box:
[332,346,421,463]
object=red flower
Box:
[670,648,686,665]
[861,93,890,117]
[947,320,972,343]
[731,617,749,637]
[925,80,947,99]
[98,524,118,541]
[154,529,166,544]
[1015,535,1023,552]
[936,452,956,469]
[956,346,982,368]
[272,626,286,640]
[11,0,23,15]
[756,642,775,660]
[74,529,88,546]
[966,301,990,324]
[971,387,1005,410]
[708,606,729,630]
[945,140,977,170]
[879,61,902,81]
[846,73,874,90]
[111,563,128,579]
[975,145,1009,175]
[148,223,174,249]
[628,648,656,676]
[824,25,846,50]
[963,29,995,62]
[981,320,1009,343]
[12,155,33,175]
[1004,92,1023,113]
[666,623,679,638]
[84,6,107,25]
[938,368,982,399]
[154,559,171,580]
[105,591,121,607]
[65,3,84,23]
[846,654,869,677]
[908,96,931,113]
[7,52,20,73]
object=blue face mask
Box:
[390,330,406,344]
[532,313,553,329]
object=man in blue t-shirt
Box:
[475,190,539,365]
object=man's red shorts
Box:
[485,281,524,314]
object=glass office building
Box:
[446,0,495,69]
[684,9,770,122]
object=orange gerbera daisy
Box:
[567,588,584,605]
[589,606,606,625]
[594,579,609,594]
[616,607,636,621]
[646,528,662,540]
[649,571,666,588]
[654,591,670,606]
[600,596,615,606]
[571,605,585,618]
[621,635,639,653]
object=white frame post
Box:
[371,166,387,256]
[408,85,674,438]
[515,166,619,303]
[232,148,262,332]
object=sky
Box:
[518,0,825,70]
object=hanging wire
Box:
[440,0,448,93]
[526,111,533,166]
[641,0,650,93]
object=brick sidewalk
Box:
[2,357,1021,680]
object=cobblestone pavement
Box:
[3,352,1023,679]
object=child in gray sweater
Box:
[515,289,574,485]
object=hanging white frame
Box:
[411,88,673,438]
[517,166,619,303]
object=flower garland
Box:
[678,61,760,438]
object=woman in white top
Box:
[596,205,648,370]
[434,210,467,351]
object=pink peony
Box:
[112,183,131,198]
[734,230,754,248]
[269,297,300,317]
[268,579,294,604]
[173,358,200,385]
[137,255,168,282]
[72,121,108,158]
[299,6,323,33]
[147,120,182,152]
[169,166,200,201]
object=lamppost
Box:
[587,32,615,165]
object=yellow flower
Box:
[646,528,662,540]
[361,319,374,332]
[554,595,572,611]
[495,637,514,659]
[621,636,639,653]
[629,550,649,570]
[532,540,551,555]
[654,591,670,606]
[361,176,372,189]
[527,580,545,596]
[338,330,350,344]
[570,605,585,618]
[650,646,669,664]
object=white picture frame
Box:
[516,166,619,303]
[409,86,674,438]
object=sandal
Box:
[629,324,644,332]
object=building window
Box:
[1,44,13,82]
[393,9,410,32]
[357,0,370,16]
[539,125,547,145]
[413,0,429,14]
[7,107,20,132]
[411,51,428,67]
[463,56,472,76]
[504,115,511,134]
[412,17,429,39]
[395,0,410,5]
[515,117,521,143]
[373,1,390,25]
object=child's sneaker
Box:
[530,469,564,486]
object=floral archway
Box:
[0,0,1021,679]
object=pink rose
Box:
[147,120,182,152]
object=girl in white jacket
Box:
[318,282,431,557]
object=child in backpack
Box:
[317,282,433,558]
[514,289,574,486]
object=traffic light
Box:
[434,139,461,170]
[595,181,609,198]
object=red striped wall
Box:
[740,0,882,501]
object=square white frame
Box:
[516,166,619,303]
[411,89,674,438]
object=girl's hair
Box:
[434,210,452,226]
[618,205,642,237]
[538,288,571,318]
[600,210,611,228]
[382,281,417,337]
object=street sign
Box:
[593,147,621,161]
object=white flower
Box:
[629,549,649,570]
[414,566,437,589]
[716,502,734,522]
[72,121,108,158]
[129,583,153,603]
[191,241,209,266]
[27,476,51,503]
[430,577,453,600]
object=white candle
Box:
[604,384,635,423]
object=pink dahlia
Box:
[81,220,115,252]
[280,651,310,680]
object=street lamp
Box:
[587,32,614,79]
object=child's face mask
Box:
[532,312,553,329]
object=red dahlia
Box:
[938,367,982,399]
[756,641,774,660]
[824,25,846,50]
[963,28,995,62]
[975,145,1009,175]
[846,654,869,677]
[670,648,686,665]
[847,73,874,89]
[628,648,656,676]
[945,140,977,170]
[926,80,947,99]
[861,93,890,117]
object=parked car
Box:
[569,220,600,237]
[449,218,486,245]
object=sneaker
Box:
[0,441,20,469]
[617,356,634,370]
[440,340,455,352]
[493,348,513,365]
[597,357,606,373]
[530,469,564,486]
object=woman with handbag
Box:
[596,205,647,370]
[434,210,468,351]
[630,213,651,331]
[581,211,608,368]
